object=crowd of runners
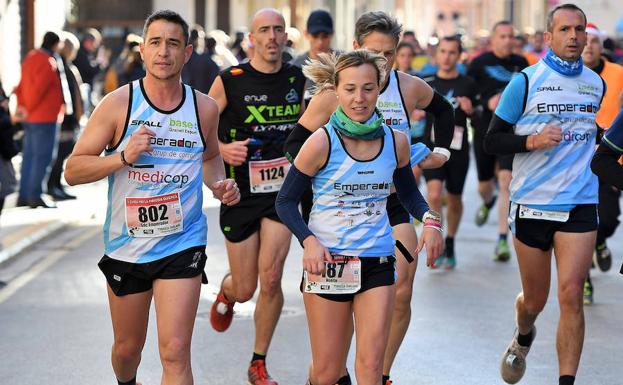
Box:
[40,2,623,385]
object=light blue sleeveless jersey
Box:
[496,60,605,208]
[103,79,207,263]
[308,124,397,257]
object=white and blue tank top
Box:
[308,124,397,257]
[377,70,411,143]
[495,60,605,208]
[103,79,207,263]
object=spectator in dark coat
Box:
[103,33,144,94]
[74,28,103,114]
[74,28,102,86]
[0,82,18,217]
[181,26,219,94]
[48,31,84,201]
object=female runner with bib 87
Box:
[276,50,443,385]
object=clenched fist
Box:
[124,126,156,164]
[531,125,563,150]
[219,139,250,166]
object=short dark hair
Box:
[546,3,587,33]
[396,41,415,55]
[492,20,513,35]
[143,9,190,45]
[355,11,402,46]
[439,35,463,53]
[41,31,60,51]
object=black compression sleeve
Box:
[284,123,313,163]
[393,165,430,221]
[484,114,529,155]
[423,91,454,149]
[591,145,623,190]
[275,164,314,244]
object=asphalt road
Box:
[1,167,622,385]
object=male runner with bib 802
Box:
[65,10,239,385]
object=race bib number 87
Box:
[125,193,183,237]
[304,256,361,294]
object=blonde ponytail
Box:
[302,52,339,96]
[302,50,387,97]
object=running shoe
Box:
[475,196,496,226]
[494,239,511,262]
[500,327,536,384]
[444,250,456,270]
[432,252,446,269]
[593,242,612,272]
[210,273,234,332]
[475,204,490,227]
[583,277,594,305]
[384,380,392,385]
[247,359,278,385]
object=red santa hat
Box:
[586,23,605,42]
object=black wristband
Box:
[120,150,133,167]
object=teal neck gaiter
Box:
[329,105,385,140]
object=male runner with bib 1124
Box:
[207,8,306,385]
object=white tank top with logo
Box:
[377,70,411,143]
[103,79,207,263]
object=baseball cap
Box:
[307,9,334,35]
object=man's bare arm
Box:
[399,72,434,112]
[65,86,134,185]
[197,91,239,206]
[198,92,226,186]
[207,75,227,114]
[298,90,338,132]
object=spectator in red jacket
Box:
[14,31,64,208]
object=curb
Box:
[0,221,67,266]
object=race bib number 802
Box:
[125,193,183,237]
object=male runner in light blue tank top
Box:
[65,10,239,385]
[484,5,603,385]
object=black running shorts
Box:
[300,256,396,302]
[473,125,513,181]
[423,148,470,194]
[220,194,282,242]
[99,246,208,296]
[387,193,411,226]
[510,203,598,251]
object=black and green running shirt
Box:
[218,62,306,197]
